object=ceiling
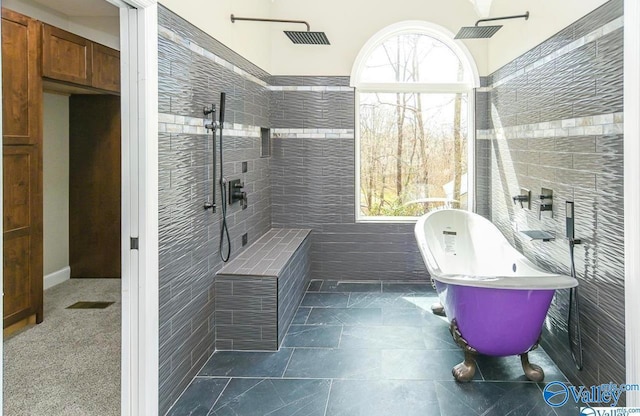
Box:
[468,0,493,17]
[31,0,118,17]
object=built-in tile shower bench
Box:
[214,228,311,351]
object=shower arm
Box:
[474,12,529,26]
[230,14,310,32]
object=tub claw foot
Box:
[449,319,477,382]
[431,302,446,316]
[520,353,545,382]
[453,350,477,382]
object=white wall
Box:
[268,0,488,76]
[2,0,119,50]
[487,0,609,73]
[158,0,272,72]
[42,93,69,277]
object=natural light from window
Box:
[353,26,475,222]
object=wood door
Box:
[91,43,120,93]
[69,95,121,278]
[2,8,43,327]
[42,23,91,86]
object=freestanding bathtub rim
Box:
[414,209,578,290]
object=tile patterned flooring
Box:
[168,280,579,416]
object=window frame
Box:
[351,21,480,223]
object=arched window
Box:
[351,21,479,221]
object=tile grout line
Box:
[323,379,334,416]
[206,378,232,416]
[282,346,297,378]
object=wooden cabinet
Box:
[2,8,44,329]
[91,43,120,92]
[42,24,91,86]
[42,23,120,93]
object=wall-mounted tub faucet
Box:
[512,194,529,208]
[512,188,531,209]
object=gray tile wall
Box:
[269,78,354,129]
[270,85,428,281]
[158,5,272,414]
[277,236,311,345]
[475,0,624,392]
[214,275,279,351]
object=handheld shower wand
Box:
[566,201,583,370]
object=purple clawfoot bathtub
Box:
[414,209,577,382]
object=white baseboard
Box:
[44,266,71,290]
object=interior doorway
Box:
[1,0,159,414]
[2,0,122,414]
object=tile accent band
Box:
[159,113,261,137]
[477,112,624,140]
[272,128,355,139]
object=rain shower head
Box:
[455,25,502,39]
[284,31,330,45]
[231,14,330,45]
[455,11,529,39]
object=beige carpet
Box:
[3,279,121,416]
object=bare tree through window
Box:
[358,32,469,218]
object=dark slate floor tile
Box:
[339,326,427,349]
[210,378,331,416]
[199,348,293,377]
[421,323,459,350]
[382,282,435,294]
[347,293,423,309]
[282,325,342,348]
[300,292,349,308]
[382,307,448,327]
[436,381,556,416]
[291,307,312,324]
[284,348,381,379]
[476,349,568,383]
[382,349,482,381]
[167,378,229,416]
[320,280,382,293]
[326,379,439,416]
[307,280,323,292]
[306,307,382,326]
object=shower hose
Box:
[568,239,584,370]
[218,92,231,263]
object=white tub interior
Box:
[415,209,577,290]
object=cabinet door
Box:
[42,23,91,86]
[91,43,120,93]
[2,8,43,327]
